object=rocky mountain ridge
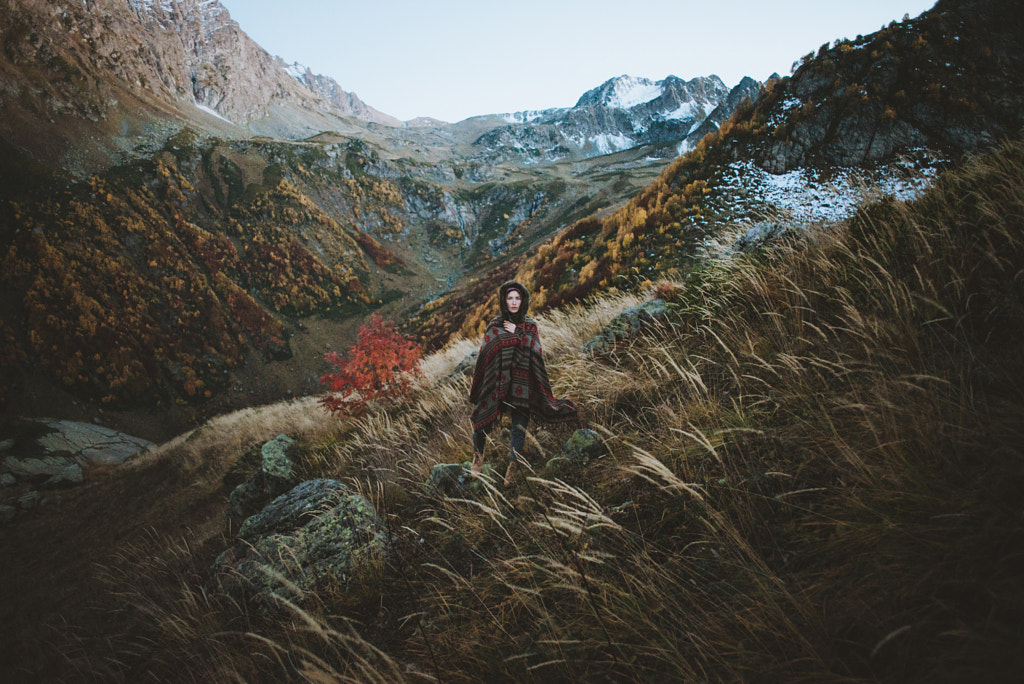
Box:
[277,59,402,128]
[404,0,1024,348]
[0,0,388,176]
[469,74,750,164]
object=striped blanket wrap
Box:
[469,316,578,431]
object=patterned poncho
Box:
[469,314,578,431]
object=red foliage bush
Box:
[318,314,422,417]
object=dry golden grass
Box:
[101,136,1024,682]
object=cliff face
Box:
[749,0,1024,171]
[0,0,385,175]
[278,59,403,127]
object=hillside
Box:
[407,0,1024,349]
[0,121,683,437]
[0,0,765,437]
[2,129,1021,682]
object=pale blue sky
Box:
[218,0,937,123]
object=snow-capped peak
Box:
[602,75,662,110]
[283,61,308,81]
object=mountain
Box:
[748,0,1024,172]
[0,0,759,435]
[0,0,392,177]
[276,59,403,127]
[407,0,1024,348]
[3,0,1024,680]
[470,74,744,163]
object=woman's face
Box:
[506,289,522,314]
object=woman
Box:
[469,280,578,486]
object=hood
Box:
[499,280,530,323]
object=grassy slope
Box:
[17,133,1019,682]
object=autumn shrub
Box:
[318,314,423,417]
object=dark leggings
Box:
[473,406,530,461]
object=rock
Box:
[210,479,385,611]
[0,473,15,487]
[443,350,478,384]
[260,435,296,481]
[36,419,155,465]
[19,490,40,510]
[225,435,300,531]
[43,463,84,488]
[3,455,77,483]
[425,461,496,496]
[0,420,154,491]
[562,429,607,465]
[0,505,16,523]
[730,221,795,254]
[583,298,672,354]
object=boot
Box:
[503,458,520,487]
[471,450,484,476]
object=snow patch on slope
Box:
[605,77,662,109]
[722,159,939,225]
[697,153,944,258]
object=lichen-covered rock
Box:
[583,299,671,354]
[225,435,300,530]
[544,455,573,474]
[210,479,385,611]
[562,429,607,465]
[425,461,496,496]
[260,434,296,481]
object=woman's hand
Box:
[503,320,517,334]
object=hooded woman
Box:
[469,280,578,486]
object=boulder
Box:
[35,419,154,465]
[583,298,672,354]
[730,221,796,254]
[225,435,300,530]
[19,490,40,510]
[425,461,497,496]
[0,473,15,487]
[260,434,297,481]
[443,350,478,384]
[562,429,607,465]
[210,479,385,611]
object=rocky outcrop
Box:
[210,478,385,611]
[472,74,747,163]
[225,434,301,531]
[749,0,1024,172]
[583,299,673,354]
[278,59,401,127]
[0,419,151,523]
[1,419,154,489]
[684,76,765,150]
